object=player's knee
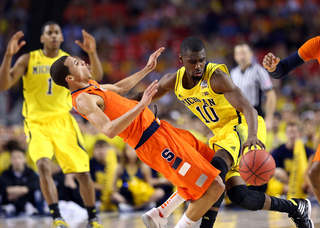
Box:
[36,158,51,176]
[227,185,265,211]
[209,175,225,196]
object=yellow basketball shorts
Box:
[209,116,267,182]
[24,113,89,174]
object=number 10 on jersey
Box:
[195,105,219,123]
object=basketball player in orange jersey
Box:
[130,37,313,228]
[263,36,320,206]
[0,22,104,228]
[49,52,226,228]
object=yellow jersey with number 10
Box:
[22,49,71,122]
[174,62,244,136]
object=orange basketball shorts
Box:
[135,120,220,201]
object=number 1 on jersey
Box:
[47,78,53,95]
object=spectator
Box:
[231,43,277,130]
[89,140,118,211]
[265,112,287,152]
[270,121,314,196]
[111,145,164,212]
[0,140,42,216]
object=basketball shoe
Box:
[289,199,314,228]
[51,218,69,228]
[141,208,168,228]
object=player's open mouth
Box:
[194,72,202,76]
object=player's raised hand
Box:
[139,80,159,108]
[75,29,97,54]
[6,31,26,56]
[241,135,266,155]
[263,53,280,72]
[145,47,165,71]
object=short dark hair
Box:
[3,140,24,154]
[94,140,108,148]
[50,56,70,89]
[180,36,205,56]
[41,21,60,35]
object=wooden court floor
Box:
[1,204,320,228]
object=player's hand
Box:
[241,135,266,155]
[6,31,26,56]
[139,80,158,108]
[75,29,97,54]
[145,47,165,71]
[263,53,280,72]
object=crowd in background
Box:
[0,0,320,217]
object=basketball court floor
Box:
[1,202,320,228]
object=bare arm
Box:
[264,89,277,131]
[76,80,158,139]
[0,31,28,91]
[75,29,103,81]
[210,68,265,151]
[100,47,164,95]
[127,72,176,102]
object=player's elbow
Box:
[103,128,116,139]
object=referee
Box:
[231,43,277,131]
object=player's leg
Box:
[226,175,313,228]
[308,145,320,203]
[53,114,102,228]
[74,172,98,223]
[175,175,224,228]
[25,121,68,227]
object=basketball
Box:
[239,150,276,186]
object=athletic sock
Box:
[270,196,298,215]
[175,213,196,228]
[86,206,97,221]
[158,191,185,218]
[49,203,61,220]
[200,210,218,228]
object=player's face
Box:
[65,56,92,82]
[180,49,206,81]
[41,24,64,50]
[234,45,253,68]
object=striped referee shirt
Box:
[230,63,273,116]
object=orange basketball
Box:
[239,149,276,186]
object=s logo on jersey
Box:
[161,148,175,162]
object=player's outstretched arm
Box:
[75,29,103,81]
[126,72,176,102]
[263,37,320,79]
[0,31,28,91]
[210,69,265,153]
[100,47,164,95]
[76,80,158,139]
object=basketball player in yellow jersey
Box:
[0,22,104,228]
[132,37,313,228]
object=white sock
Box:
[158,191,185,218]
[175,213,196,228]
